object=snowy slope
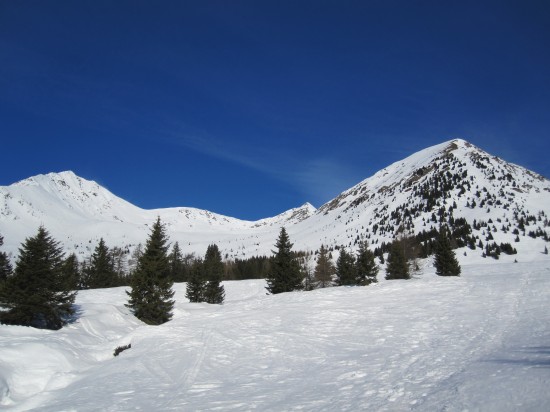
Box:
[1,139,549,263]
[0,172,316,261]
[289,139,550,258]
[1,259,549,410]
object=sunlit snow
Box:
[1,259,549,411]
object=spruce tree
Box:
[314,244,335,288]
[126,218,174,325]
[186,258,206,302]
[169,242,186,282]
[61,253,80,291]
[0,227,76,329]
[335,247,357,286]
[110,246,128,286]
[203,244,225,304]
[266,227,302,294]
[385,240,410,280]
[434,227,461,276]
[84,238,117,289]
[355,241,379,285]
[0,234,12,283]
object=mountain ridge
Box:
[1,139,549,262]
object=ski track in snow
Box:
[0,261,549,411]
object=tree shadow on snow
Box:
[64,304,84,325]
[484,347,550,368]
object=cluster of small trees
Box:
[265,229,378,295]
[185,244,225,304]
[0,218,226,330]
[266,225,461,296]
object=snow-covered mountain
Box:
[1,139,549,262]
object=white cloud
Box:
[165,128,360,206]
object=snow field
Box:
[1,260,549,411]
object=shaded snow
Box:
[1,260,549,411]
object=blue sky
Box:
[1,1,549,220]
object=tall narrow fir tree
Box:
[203,244,225,304]
[335,247,357,286]
[434,227,461,276]
[186,259,206,303]
[385,240,410,280]
[314,244,335,288]
[355,241,379,285]
[126,217,174,325]
[266,227,302,294]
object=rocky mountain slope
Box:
[1,139,549,263]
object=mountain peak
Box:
[1,140,549,263]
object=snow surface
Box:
[1,258,549,411]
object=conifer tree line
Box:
[265,229,381,293]
[0,219,462,329]
[0,218,226,329]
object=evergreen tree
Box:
[0,227,76,329]
[0,234,12,283]
[169,242,186,282]
[314,244,335,288]
[186,258,206,302]
[335,247,357,286]
[434,227,461,276]
[110,246,128,286]
[266,227,302,294]
[126,218,174,325]
[385,240,410,280]
[355,241,378,285]
[61,253,80,291]
[203,244,225,304]
[84,238,117,289]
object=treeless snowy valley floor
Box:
[1,260,550,411]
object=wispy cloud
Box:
[161,125,360,206]
[291,158,361,206]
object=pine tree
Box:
[61,253,80,291]
[110,246,128,286]
[266,227,302,294]
[186,258,206,302]
[126,217,174,325]
[355,241,378,285]
[385,240,410,280]
[84,238,117,289]
[203,244,225,304]
[0,234,12,283]
[434,227,461,276]
[335,247,357,286]
[0,227,76,329]
[169,242,186,282]
[314,244,335,288]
